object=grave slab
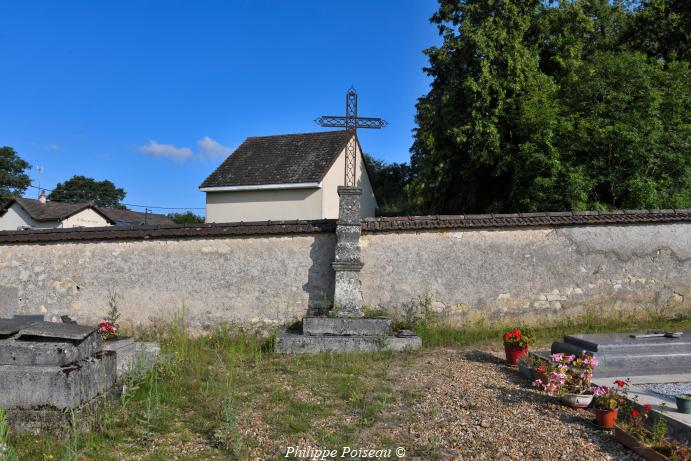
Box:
[0,332,102,366]
[551,332,691,377]
[277,331,421,354]
[302,316,392,336]
[17,321,97,341]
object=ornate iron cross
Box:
[315,87,387,187]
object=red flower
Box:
[98,321,116,335]
[538,364,547,373]
[614,380,626,388]
[631,408,640,418]
[644,404,652,412]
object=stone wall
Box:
[0,212,688,330]
[361,223,690,325]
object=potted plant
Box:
[517,354,538,380]
[616,403,689,460]
[675,394,691,414]
[592,380,627,428]
[532,352,597,408]
[502,328,535,366]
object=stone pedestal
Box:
[332,186,365,317]
[277,187,422,354]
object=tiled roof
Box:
[1,198,174,226]
[362,209,691,232]
[12,198,93,222]
[200,131,353,188]
[0,209,688,244]
[97,207,174,226]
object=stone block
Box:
[102,338,160,378]
[302,316,392,336]
[0,332,103,366]
[337,186,362,225]
[0,351,116,410]
[332,270,364,317]
[277,331,421,354]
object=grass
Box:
[5,308,691,460]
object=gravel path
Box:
[379,348,643,461]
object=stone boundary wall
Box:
[0,210,688,330]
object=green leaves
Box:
[48,175,126,209]
[0,147,31,203]
[411,0,691,213]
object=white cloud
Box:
[197,136,234,159]
[137,140,193,162]
[137,137,234,163]
[42,143,60,151]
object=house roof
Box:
[11,198,101,222]
[97,207,174,226]
[1,198,174,226]
[199,131,354,189]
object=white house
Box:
[199,131,377,223]
[0,193,174,231]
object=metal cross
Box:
[315,87,387,186]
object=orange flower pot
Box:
[595,409,619,429]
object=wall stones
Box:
[0,222,688,330]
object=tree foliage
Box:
[363,153,413,216]
[167,211,205,224]
[48,175,126,209]
[0,146,31,202]
[410,0,691,214]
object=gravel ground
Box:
[375,348,644,461]
[635,382,691,401]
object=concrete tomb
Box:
[550,332,691,378]
[101,336,161,379]
[0,318,117,432]
[278,186,421,354]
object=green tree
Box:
[167,211,205,224]
[624,0,690,62]
[410,0,690,213]
[363,154,413,216]
[48,175,126,208]
[0,146,31,202]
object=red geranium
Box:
[631,408,641,418]
[614,379,626,388]
[644,404,652,412]
[502,328,534,347]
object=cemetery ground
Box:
[4,308,690,461]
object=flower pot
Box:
[518,362,533,380]
[504,344,528,366]
[561,393,593,409]
[595,409,618,429]
[675,394,691,414]
[614,426,673,461]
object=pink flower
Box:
[532,379,543,387]
[549,353,564,362]
[594,386,606,396]
[565,354,576,363]
[590,357,599,367]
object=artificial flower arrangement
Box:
[531,352,598,407]
[502,328,535,366]
[98,320,118,340]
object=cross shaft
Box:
[315,88,387,186]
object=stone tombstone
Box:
[332,186,365,317]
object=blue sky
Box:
[0,1,440,213]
